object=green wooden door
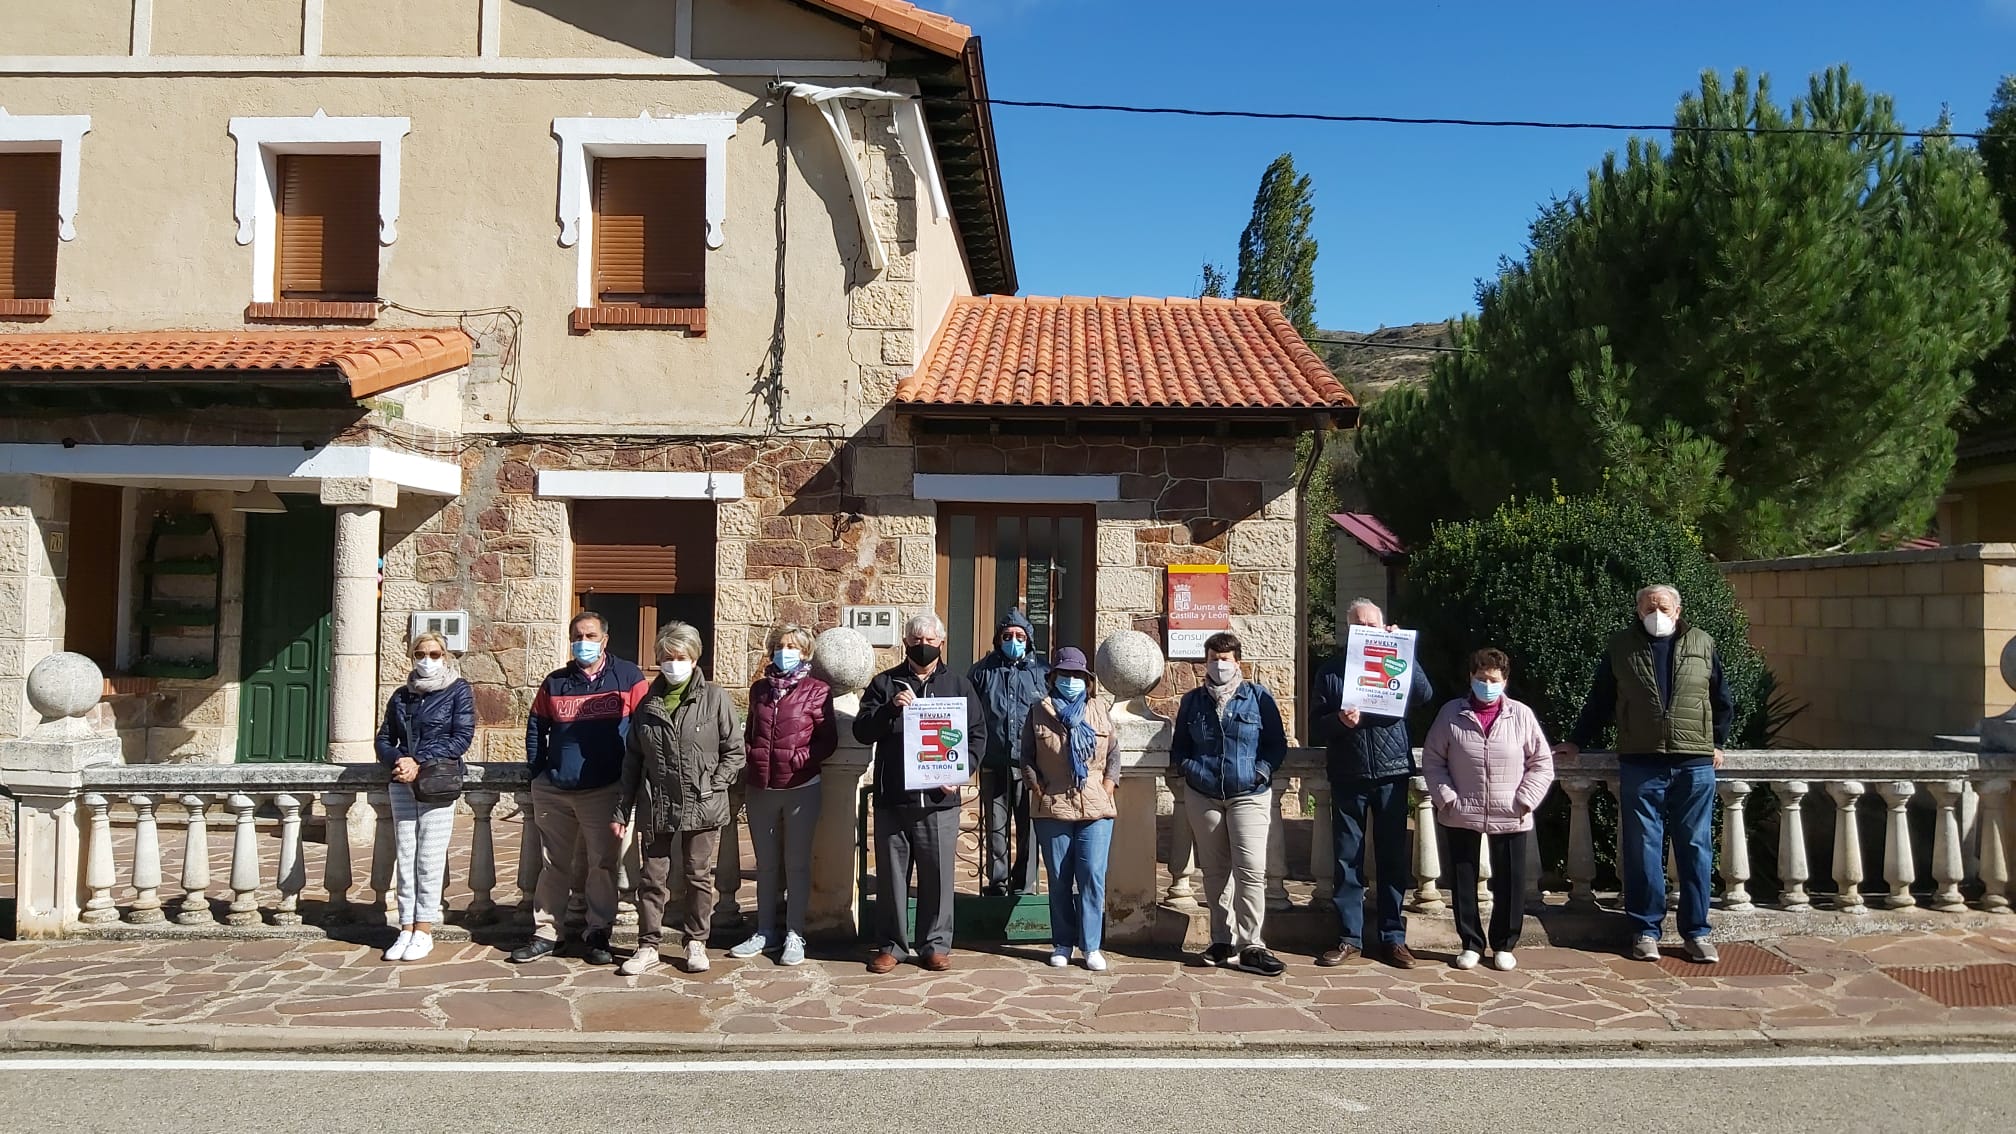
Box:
[237,498,334,763]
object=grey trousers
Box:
[530,777,622,942]
[1185,787,1272,950]
[747,781,823,940]
[874,802,960,957]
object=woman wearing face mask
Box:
[1169,632,1289,977]
[730,623,837,967]
[371,631,475,963]
[615,622,746,976]
[1020,647,1119,971]
[1422,648,1555,972]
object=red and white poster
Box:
[1166,564,1231,660]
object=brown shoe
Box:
[1317,942,1362,967]
[920,951,953,972]
[866,951,900,975]
[1379,943,1419,970]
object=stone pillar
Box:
[1096,630,1169,947]
[805,629,875,940]
[0,475,65,743]
[322,479,396,766]
[0,654,121,938]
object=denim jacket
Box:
[1170,681,1288,801]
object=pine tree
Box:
[1968,76,2016,427]
[1234,154,1319,336]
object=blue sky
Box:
[938,0,2016,331]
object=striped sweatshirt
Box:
[525,656,650,791]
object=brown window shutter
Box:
[593,157,706,306]
[276,154,380,300]
[0,152,60,302]
[570,500,714,595]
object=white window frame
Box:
[0,108,91,241]
[552,113,736,308]
[228,111,409,303]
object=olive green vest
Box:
[1607,624,1716,755]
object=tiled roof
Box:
[895,296,1354,414]
[0,330,474,398]
[1331,512,1408,561]
[800,0,970,56]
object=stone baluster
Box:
[274,794,305,927]
[224,793,261,927]
[79,793,118,925]
[1926,781,1968,912]
[1978,779,2012,915]
[1308,771,1335,907]
[1165,781,1199,909]
[1563,778,1598,906]
[175,794,215,925]
[1408,775,1444,910]
[465,791,499,924]
[128,794,165,924]
[321,791,356,922]
[1774,781,1812,911]
[1829,781,1867,912]
[1717,780,1754,911]
[367,789,395,922]
[1265,783,1291,911]
[1877,781,1918,909]
[516,791,543,910]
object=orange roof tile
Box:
[799,0,970,57]
[895,296,1355,414]
[0,329,474,399]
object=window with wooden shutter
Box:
[593,157,706,307]
[0,152,60,303]
[276,154,380,301]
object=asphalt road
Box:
[3,1051,2012,1132]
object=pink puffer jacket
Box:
[1422,697,1555,834]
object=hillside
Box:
[1318,321,1456,398]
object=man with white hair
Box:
[1558,584,1735,964]
[853,611,987,973]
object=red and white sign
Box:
[1166,564,1232,660]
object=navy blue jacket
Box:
[525,657,650,791]
[1311,653,1434,781]
[374,679,476,767]
[967,609,1050,770]
[1170,680,1288,801]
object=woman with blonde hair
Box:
[730,622,836,966]
[372,630,475,963]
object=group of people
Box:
[367,582,1735,975]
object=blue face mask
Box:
[1470,679,1506,704]
[773,648,802,672]
[1054,676,1086,700]
[1001,637,1027,660]
[571,639,603,666]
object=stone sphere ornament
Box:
[811,627,876,695]
[1096,630,1166,700]
[26,651,103,722]
[2002,634,2016,697]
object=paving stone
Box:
[853,1012,937,1033]
[1667,1007,1764,1030]
[1476,1006,1604,1030]
[574,990,709,1033]
[278,992,436,1016]
[436,990,574,1030]
[1084,1011,1194,1033]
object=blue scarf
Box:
[1051,688,1098,788]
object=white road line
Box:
[1,1054,2015,1074]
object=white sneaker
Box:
[1453,949,1481,970]
[1490,950,1517,971]
[1084,951,1109,972]
[780,933,807,967]
[1048,949,1071,968]
[618,946,660,976]
[685,940,712,973]
[383,930,413,962]
[400,931,434,963]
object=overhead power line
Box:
[923,95,1987,142]
[1308,335,1472,355]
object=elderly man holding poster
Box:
[1312,599,1433,970]
[854,612,987,974]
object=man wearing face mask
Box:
[1557,584,1735,964]
[854,611,987,973]
[966,608,1048,897]
[511,611,650,966]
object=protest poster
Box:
[1338,625,1419,716]
[902,697,972,790]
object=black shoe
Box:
[980,884,1008,898]
[581,931,614,966]
[1201,942,1237,968]
[508,938,559,964]
[1236,947,1287,977]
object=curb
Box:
[7,1019,2016,1056]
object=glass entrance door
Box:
[937,506,1094,671]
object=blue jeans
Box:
[1331,774,1411,948]
[1036,817,1114,954]
[1618,759,1716,941]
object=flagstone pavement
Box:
[4,927,2016,1052]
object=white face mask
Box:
[1206,659,1241,685]
[1643,611,1677,638]
[413,656,444,678]
[664,659,695,685]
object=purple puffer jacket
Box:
[743,669,838,791]
[1422,697,1555,834]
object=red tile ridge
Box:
[797,0,971,58]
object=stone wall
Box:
[0,476,65,741]
[1725,543,2016,748]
